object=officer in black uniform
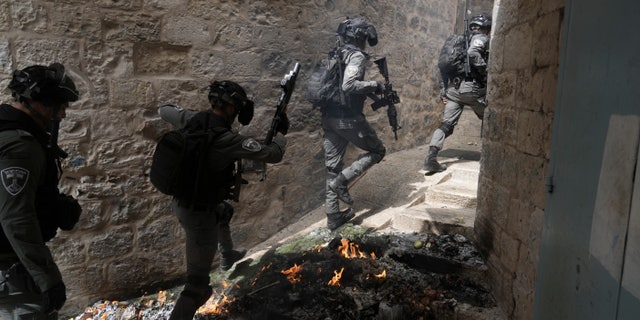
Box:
[158,80,287,320]
[0,63,82,319]
[322,17,386,230]
[424,14,491,173]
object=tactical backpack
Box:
[306,48,345,110]
[437,34,468,79]
[149,126,224,200]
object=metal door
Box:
[533,0,640,319]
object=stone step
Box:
[391,206,476,240]
[425,182,478,209]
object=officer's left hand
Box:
[276,113,290,135]
[375,82,384,95]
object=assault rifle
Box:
[368,57,401,140]
[254,62,301,181]
[463,0,471,78]
[265,62,300,144]
[48,118,68,159]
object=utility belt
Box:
[0,261,39,297]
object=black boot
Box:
[423,146,447,173]
[220,248,247,271]
[169,282,212,320]
[327,208,355,230]
[328,173,354,205]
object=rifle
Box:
[48,118,68,159]
[367,57,401,140]
[463,0,471,78]
[256,62,300,181]
[265,62,300,144]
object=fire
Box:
[337,239,373,259]
[328,267,344,287]
[281,263,303,284]
[196,293,235,316]
[194,281,239,316]
[375,269,386,278]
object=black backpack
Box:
[437,34,468,79]
[150,123,224,200]
[306,48,345,110]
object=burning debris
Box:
[71,227,496,320]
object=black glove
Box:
[55,194,81,230]
[42,282,66,314]
[276,113,290,135]
[375,82,384,95]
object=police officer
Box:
[322,17,386,230]
[424,14,491,173]
[0,63,82,319]
[158,80,287,319]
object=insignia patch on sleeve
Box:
[1,167,29,196]
[345,65,359,78]
[242,138,263,152]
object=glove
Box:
[42,282,66,314]
[55,194,81,230]
[374,82,384,95]
[275,113,290,135]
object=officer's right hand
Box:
[273,135,286,150]
[42,282,66,314]
[276,113,290,135]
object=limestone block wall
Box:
[0,0,462,312]
[474,0,565,319]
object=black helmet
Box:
[8,63,79,105]
[208,80,254,125]
[337,16,378,46]
[469,13,492,29]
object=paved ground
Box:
[250,144,483,257]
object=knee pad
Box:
[374,146,386,163]
[439,122,455,137]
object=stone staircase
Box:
[392,159,480,239]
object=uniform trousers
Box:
[322,115,385,214]
[429,81,487,150]
[0,262,53,320]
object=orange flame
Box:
[328,267,344,287]
[196,293,235,316]
[281,263,303,284]
[375,269,386,278]
[337,239,373,259]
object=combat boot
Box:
[169,282,212,320]
[423,146,447,173]
[327,208,355,230]
[220,248,247,271]
[328,173,354,205]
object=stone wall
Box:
[474,0,565,319]
[0,0,465,313]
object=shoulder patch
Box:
[242,138,263,152]
[1,167,29,196]
[344,65,359,79]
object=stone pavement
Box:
[250,144,482,255]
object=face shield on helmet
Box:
[337,16,378,47]
[469,14,492,32]
[208,80,254,126]
[8,63,79,107]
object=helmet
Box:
[469,14,492,29]
[337,16,378,46]
[208,80,254,125]
[8,63,79,105]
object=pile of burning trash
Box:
[71,227,496,320]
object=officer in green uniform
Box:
[0,63,82,319]
[158,80,287,320]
